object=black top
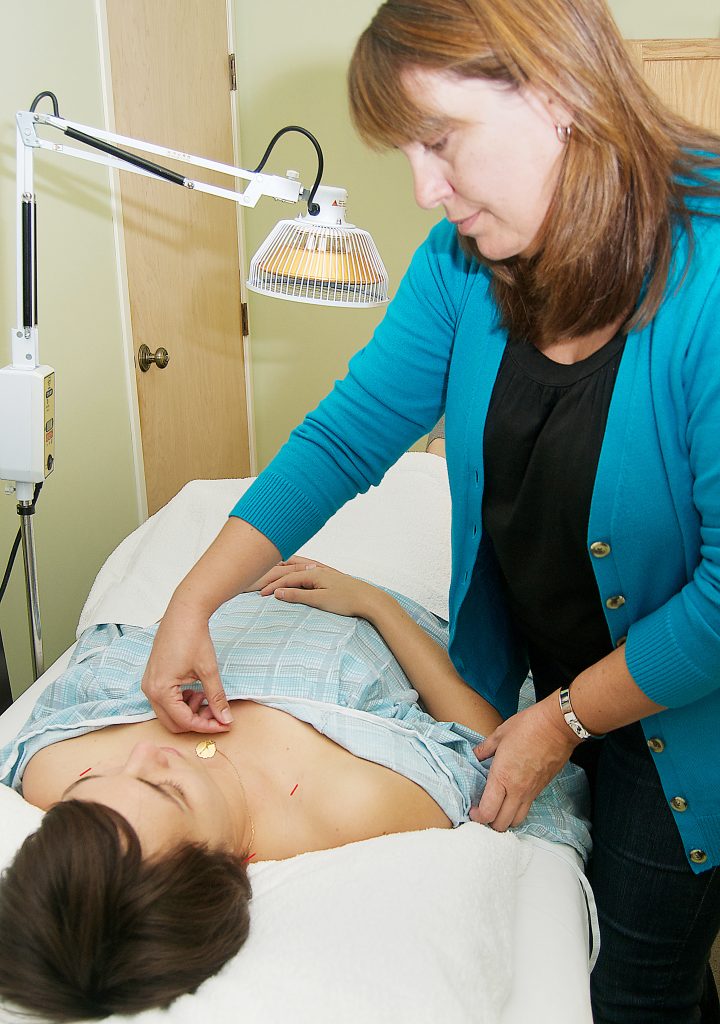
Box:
[482,332,627,701]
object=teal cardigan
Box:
[233,205,720,873]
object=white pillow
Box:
[0,782,43,872]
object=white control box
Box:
[0,363,56,484]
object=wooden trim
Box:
[225,0,257,475]
[625,40,644,73]
[95,0,147,523]
[628,39,720,62]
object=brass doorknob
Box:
[138,344,170,372]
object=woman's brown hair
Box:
[0,800,252,1021]
[349,0,720,343]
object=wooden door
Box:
[627,39,720,132]
[105,0,251,515]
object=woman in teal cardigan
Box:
[142,1,720,1019]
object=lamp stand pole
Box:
[19,498,43,680]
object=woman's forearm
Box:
[360,590,503,736]
[169,518,281,620]
[142,519,282,732]
[471,643,670,831]
[553,645,666,736]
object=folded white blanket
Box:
[78,452,452,634]
[177,826,527,1024]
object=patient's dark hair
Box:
[0,800,252,1021]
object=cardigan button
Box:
[606,595,626,610]
[647,737,665,754]
[670,796,688,813]
[689,849,708,865]
[590,541,611,558]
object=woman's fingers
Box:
[260,568,319,595]
[473,792,532,832]
[181,689,227,723]
[273,583,327,608]
[469,774,506,826]
[469,700,576,831]
[511,801,533,829]
[256,565,317,598]
[152,701,190,735]
[473,731,500,762]
[198,659,234,726]
[182,689,206,715]
[148,682,230,735]
[471,772,526,832]
[243,563,291,592]
[251,559,318,593]
[487,796,522,833]
[141,613,234,733]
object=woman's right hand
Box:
[141,516,282,733]
[141,603,233,735]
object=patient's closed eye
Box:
[62,773,188,809]
[158,779,188,804]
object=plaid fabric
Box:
[1,589,591,860]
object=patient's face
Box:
[60,742,246,858]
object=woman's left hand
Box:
[258,563,377,619]
[244,555,329,593]
[471,697,580,831]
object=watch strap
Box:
[558,686,605,741]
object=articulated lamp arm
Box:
[3,92,326,684]
[2,91,387,686]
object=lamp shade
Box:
[247,185,389,307]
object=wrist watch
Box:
[558,687,605,741]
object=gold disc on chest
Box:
[195,738,217,759]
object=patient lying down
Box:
[0,563,590,1021]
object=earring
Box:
[555,123,572,144]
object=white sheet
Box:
[0,454,594,1023]
[78,452,453,633]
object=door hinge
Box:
[229,53,237,92]
[241,301,249,337]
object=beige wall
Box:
[235,0,720,470]
[0,0,717,700]
[233,3,441,464]
[610,0,719,38]
[0,1,139,696]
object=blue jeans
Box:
[586,723,720,1023]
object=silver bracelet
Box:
[558,687,605,741]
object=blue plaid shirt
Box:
[0,589,591,860]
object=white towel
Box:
[102,824,529,1024]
